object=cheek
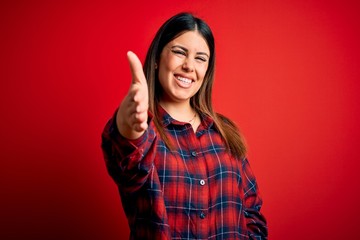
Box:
[160,52,180,69]
[157,66,173,88]
[198,65,209,79]
[158,62,173,80]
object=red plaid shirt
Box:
[101,107,267,239]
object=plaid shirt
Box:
[101,107,267,239]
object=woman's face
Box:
[157,30,210,104]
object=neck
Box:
[159,100,196,122]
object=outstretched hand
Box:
[117,51,149,139]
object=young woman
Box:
[101,12,267,239]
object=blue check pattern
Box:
[101,107,267,239]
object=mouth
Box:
[174,74,194,87]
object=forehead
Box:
[169,31,210,54]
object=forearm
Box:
[101,111,156,193]
[240,158,268,239]
[244,197,268,239]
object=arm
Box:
[117,51,148,140]
[101,51,154,194]
[240,158,268,239]
[101,111,156,194]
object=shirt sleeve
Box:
[240,158,268,239]
[101,109,157,194]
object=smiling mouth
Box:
[175,75,193,84]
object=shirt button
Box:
[199,212,206,219]
[199,179,205,186]
[191,151,197,157]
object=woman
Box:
[101,12,267,239]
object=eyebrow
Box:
[171,45,210,58]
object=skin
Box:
[117,31,210,139]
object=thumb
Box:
[127,51,146,85]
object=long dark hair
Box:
[143,12,246,159]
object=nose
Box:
[182,57,194,72]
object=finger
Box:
[134,111,148,123]
[129,111,147,126]
[125,95,147,113]
[127,51,147,85]
[133,122,148,132]
[133,88,145,103]
[135,103,148,113]
[130,114,148,132]
[138,121,148,131]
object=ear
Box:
[155,63,158,69]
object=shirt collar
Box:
[157,105,214,131]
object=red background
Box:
[1,0,359,239]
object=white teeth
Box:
[176,76,192,84]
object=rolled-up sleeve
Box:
[240,158,268,239]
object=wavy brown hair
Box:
[143,12,247,159]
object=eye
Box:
[196,56,207,62]
[171,49,186,56]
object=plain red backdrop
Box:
[1,0,359,239]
